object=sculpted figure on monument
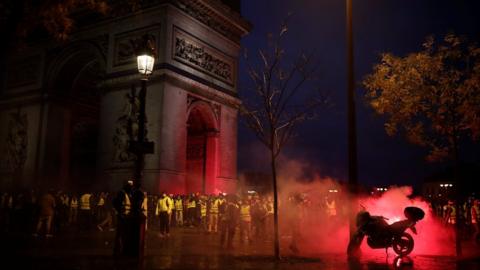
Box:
[5,109,28,172]
[112,88,140,163]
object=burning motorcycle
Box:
[347,206,425,256]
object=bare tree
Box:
[240,20,328,259]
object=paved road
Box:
[1,227,479,270]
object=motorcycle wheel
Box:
[392,232,414,256]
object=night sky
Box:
[236,0,480,189]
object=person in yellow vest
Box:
[79,192,93,231]
[208,195,222,233]
[265,196,274,240]
[96,192,106,222]
[187,194,197,227]
[199,196,207,232]
[239,198,252,243]
[167,194,174,226]
[471,199,480,242]
[156,192,172,237]
[142,192,148,231]
[443,200,456,225]
[174,195,183,226]
[325,196,337,218]
[69,194,79,224]
[97,192,114,232]
[113,180,133,256]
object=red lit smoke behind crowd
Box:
[264,159,455,256]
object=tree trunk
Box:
[452,135,462,257]
[271,149,281,260]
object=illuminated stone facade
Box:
[0,0,250,194]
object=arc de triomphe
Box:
[0,0,250,194]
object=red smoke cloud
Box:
[358,186,455,256]
[274,159,455,257]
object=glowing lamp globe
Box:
[137,54,155,76]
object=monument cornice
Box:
[172,0,251,44]
[100,65,241,108]
[102,63,238,95]
[72,0,251,44]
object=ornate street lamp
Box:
[127,33,156,258]
[131,34,156,188]
[136,37,155,77]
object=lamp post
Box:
[128,34,156,257]
[346,0,359,239]
[132,34,156,189]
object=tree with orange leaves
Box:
[363,34,480,256]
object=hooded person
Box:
[113,180,133,256]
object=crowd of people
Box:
[1,184,479,254]
[0,183,276,250]
[430,198,480,242]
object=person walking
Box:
[174,195,183,227]
[208,195,221,233]
[199,196,207,232]
[187,194,197,227]
[156,192,172,237]
[471,199,480,242]
[97,193,114,232]
[69,194,79,225]
[239,198,252,243]
[220,195,239,249]
[96,192,107,222]
[79,192,93,231]
[33,190,56,237]
[113,181,133,256]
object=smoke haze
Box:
[269,159,455,257]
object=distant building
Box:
[0,1,251,194]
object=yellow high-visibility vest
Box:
[167,196,174,214]
[326,200,337,216]
[156,197,171,214]
[142,197,148,216]
[70,198,78,209]
[240,205,251,222]
[80,194,91,210]
[62,196,69,206]
[200,202,207,217]
[97,198,105,206]
[187,200,196,208]
[123,193,131,215]
[444,205,456,224]
[210,199,220,214]
[175,199,183,211]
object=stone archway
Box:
[186,101,218,194]
[43,42,105,190]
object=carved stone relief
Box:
[4,109,28,173]
[173,27,236,85]
[112,87,139,163]
[113,26,160,67]
[174,0,241,43]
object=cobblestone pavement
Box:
[1,227,479,270]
